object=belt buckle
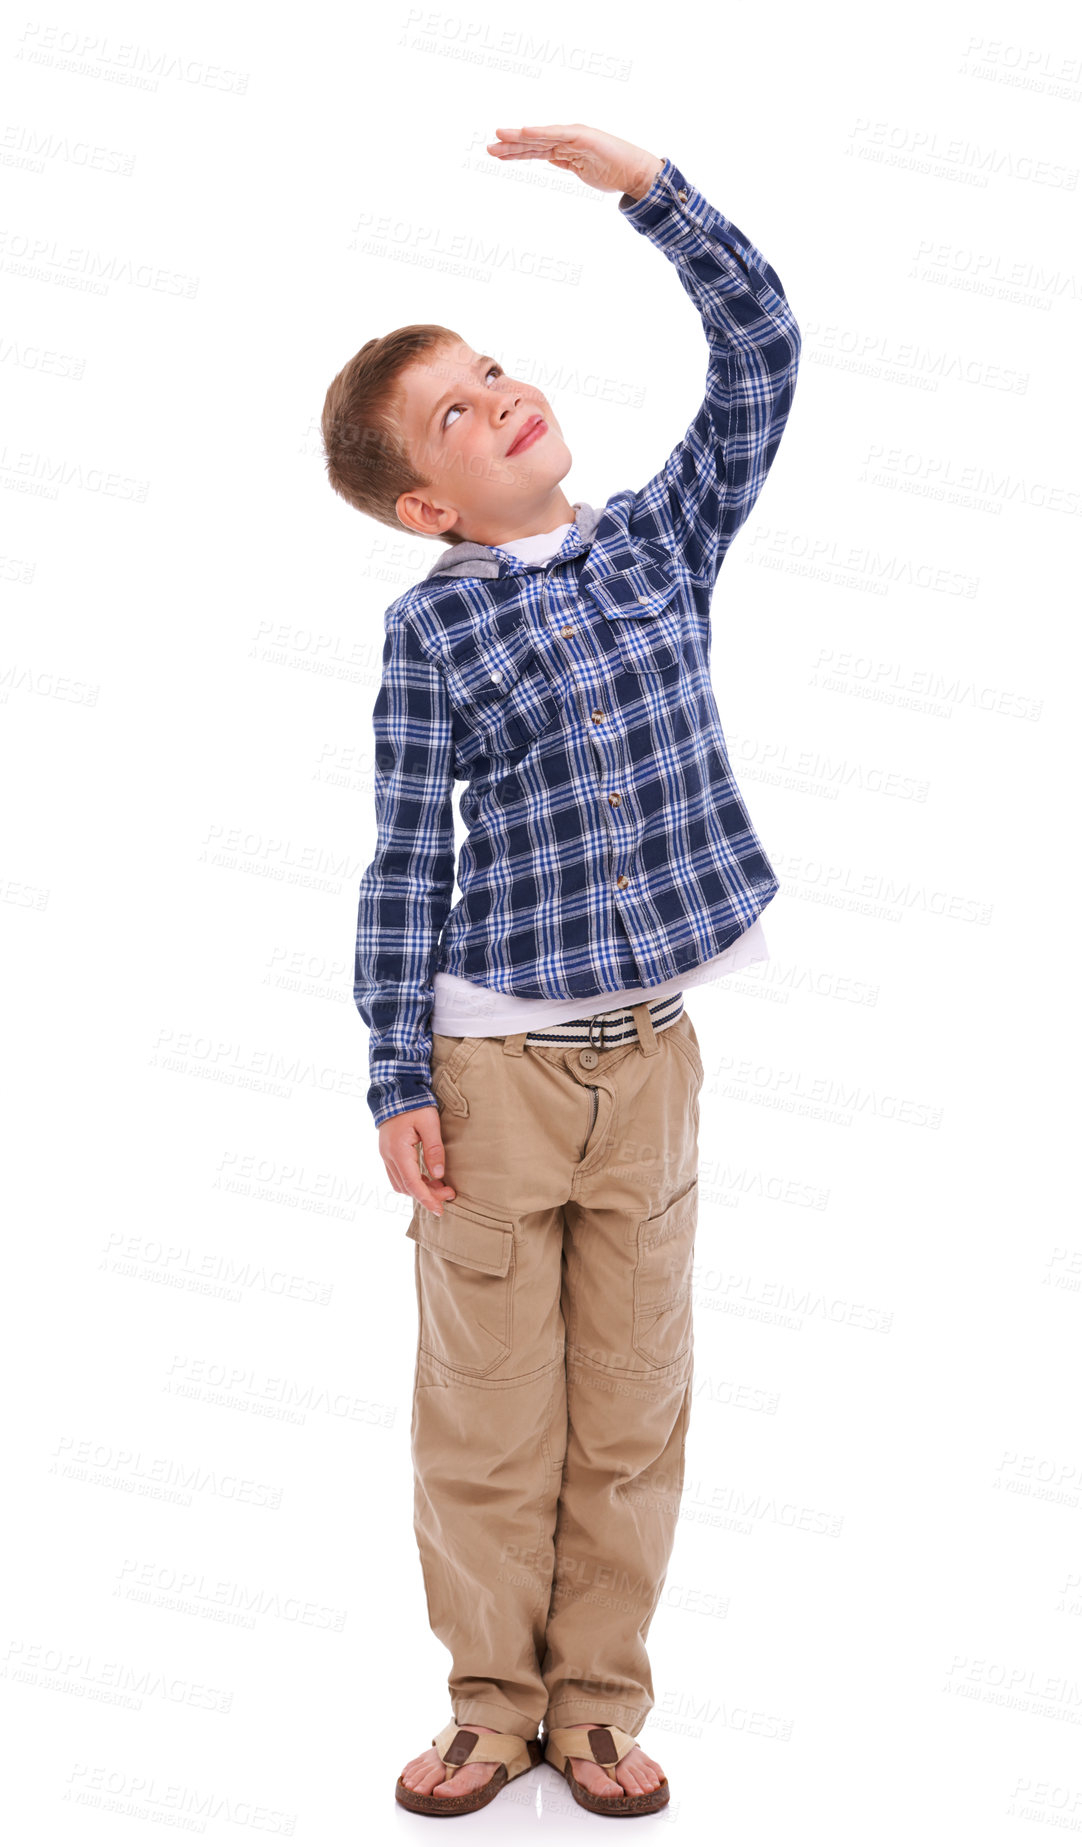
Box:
[588,1008,619,1054]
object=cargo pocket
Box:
[408,1193,515,1377]
[632,1180,697,1369]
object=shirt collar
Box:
[421,501,604,581]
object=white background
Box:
[2,1,1080,1839]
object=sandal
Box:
[543,1723,670,1816]
[395,1720,543,1816]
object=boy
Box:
[322,124,800,1816]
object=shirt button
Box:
[489,670,504,683]
[677,188,688,202]
[591,708,604,724]
[560,625,575,637]
[616,875,630,889]
[608,793,621,807]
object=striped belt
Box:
[523,991,684,1052]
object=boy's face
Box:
[393,340,574,547]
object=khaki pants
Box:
[405,1001,704,1741]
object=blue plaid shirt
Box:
[355,155,801,1128]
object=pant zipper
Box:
[582,1084,599,1157]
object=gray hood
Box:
[422,501,604,581]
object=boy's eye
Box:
[444,364,503,429]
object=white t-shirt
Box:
[431,522,769,1036]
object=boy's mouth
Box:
[506,414,546,457]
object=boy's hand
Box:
[487,124,663,202]
[379,1107,457,1218]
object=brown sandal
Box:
[543,1723,670,1816]
[395,1721,543,1816]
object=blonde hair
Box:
[321,323,470,541]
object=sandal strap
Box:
[545,1723,639,1773]
[432,1721,536,1780]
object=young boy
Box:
[322,124,800,1817]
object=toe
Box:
[432,1761,497,1799]
[616,1748,664,1795]
[400,1748,452,1794]
[572,1759,622,1798]
[564,1739,667,1801]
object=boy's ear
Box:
[396,487,461,541]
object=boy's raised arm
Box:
[486,126,801,590]
[615,155,801,585]
[354,612,456,1129]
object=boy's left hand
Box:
[486,124,663,202]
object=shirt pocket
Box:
[439,624,562,762]
[584,558,684,676]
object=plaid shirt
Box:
[355,155,801,1128]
